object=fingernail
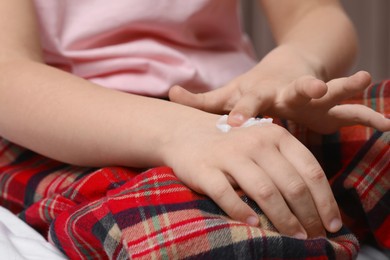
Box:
[232,113,244,120]
[329,218,342,232]
[246,216,259,226]
[293,232,307,240]
[229,113,245,126]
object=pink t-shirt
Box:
[32,0,257,97]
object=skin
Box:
[170,1,390,133]
[0,0,389,240]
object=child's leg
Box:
[1,80,388,259]
[0,138,359,259]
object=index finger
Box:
[168,84,238,114]
[197,169,260,226]
[228,92,274,127]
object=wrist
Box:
[257,44,327,81]
[282,44,328,80]
[158,110,220,167]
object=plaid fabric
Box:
[0,81,389,259]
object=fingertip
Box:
[233,204,260,226]
[229,202,259,226]
[169,85,203,108]
[306,79,327,99]
[168,85,186,101]
[355,70,372,84]
[226,199,259,226]
[348,71,372,91]
[327,218,342,233]
[376,115,390,132]
[246,215,260,226]
[206,176,259,226]
[289,77,327,104]
[293,232,307,240]
[227,112,246,127]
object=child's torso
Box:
[32,0,257,96]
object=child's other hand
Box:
[169,71,390,134]
[162,116,342,239]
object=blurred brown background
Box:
[241,0,390,82]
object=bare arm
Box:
[0,0,213,168]
[0,61,209,167]
[170,0,390,131]
[259,0,357,80]
[0,0,344,238]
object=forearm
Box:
[260,1,358,80]
[0,60,215,167]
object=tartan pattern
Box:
[0,81,389,259]
[332,131,390,249]
[49,167,359,259]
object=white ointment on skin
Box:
[216,115,273,133]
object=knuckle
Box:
[210,183,231,202]
[306,166,326,184]
[277,215,301,232]
[252,124,288,141]
[272,126,291,139]
[317,197,337,212]
[196,93,207,111]
[363,116,375,126]
[228,200,246,218]
[302,216,322,231]
[254,184,277,201]
[286,181,308,199]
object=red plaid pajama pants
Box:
[0,81,389,259]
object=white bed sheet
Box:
[0,206,66,260]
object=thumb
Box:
[168,85,235,114]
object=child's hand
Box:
[169,71,390,134]
[162,116,342,239]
